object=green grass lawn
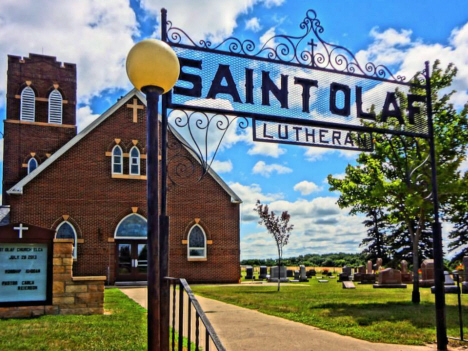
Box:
[191,279,468,347]
[0,289,147,351]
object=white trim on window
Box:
[48,89,63,124]
[27,157,38,174]
[55,221,78,259]
[112,145,123,175]
[114,213,147,239]
[130,146,140,175]
[187,224,207,259]
[20,86,35,122]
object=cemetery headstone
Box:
[431,272,458,294]
[268,266,289,282]
[338,266,351,282]
[354,265,366,282]
[245,266,254,280]
[376,258,383,271]
[360,261,376,284]
[258,266,268,280]
[293,270,299,280]
[342,281,356,289]
[299,265,309,282]
[306,269,316,278]
[400,260,412,284]
[318,280,329,283]
[373,268,406,288]
[420,259,435,287]
[287,269,294,278]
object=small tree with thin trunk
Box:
[254,200,294,292]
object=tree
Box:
[254,200,294,292]
[360,207,391,264]
[328,61,468,304]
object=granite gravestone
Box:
[287,269,294,278]
[269,266,289,282]
[258,266,268,280]
[299,265,309,282]
[431,271,458,294]
[420,259,435,288]
[245,266,254,280]
[338,266,352,282]
[360,261,376,284]
[400,260,413,284]
[373,268,406,288]
[354,266,366,282]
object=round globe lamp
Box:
[126,38,179,351]
[126,38,180,93]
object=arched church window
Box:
[56,221,78,259]
[188,225,206,258]
[115,214,147,239]
[20,86,35,122]
[130,147,140,175]
[112,145,123,174]
[48,89,63,124]
[28,157,38,174]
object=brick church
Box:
[0,53,241,284]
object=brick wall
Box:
[8,94,241,284]
[3,54,77,204]
[0,239,105,319]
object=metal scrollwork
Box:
[166,9,411,83]
[166,109,249,185]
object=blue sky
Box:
[1,0,468,260]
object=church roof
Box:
[0,206,10,226]
[7,89,242,204]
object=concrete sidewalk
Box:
[120,287,437,351]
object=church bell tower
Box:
[2,53,77,204]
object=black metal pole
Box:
[425,61,448,351]
[160,8,171,351]
[145,86,163,351]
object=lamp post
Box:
[126,39,180,351]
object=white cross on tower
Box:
[13,223,29,239]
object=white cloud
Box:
[252,160,292,177]
[211,159,233,173]
[228,182,283,222]
[293,180,322,195]
[0,0,138,114]
[356,24,468,110]
[245,17,261,32]
[77,106,100,132]
[262,0,285,8]
[247,142,286,158]
[140,0,283,44]
[241,196,366,260]
[303,147,330,162]
[260,27,276,47]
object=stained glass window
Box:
[56,222,77,259]
[188,226,206,258]
[115,214,147,238]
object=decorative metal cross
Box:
[308,39,317,67]
[127,98,144,123]
[13,223,29,239]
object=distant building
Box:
[1,53,241,284]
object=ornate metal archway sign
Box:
[159,8,447,351]
[165,10,428,157]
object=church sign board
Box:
[0,224,54,307]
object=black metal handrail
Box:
[165,277,226,351]
[448,272,467,343]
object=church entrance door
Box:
[115,241,148,281]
